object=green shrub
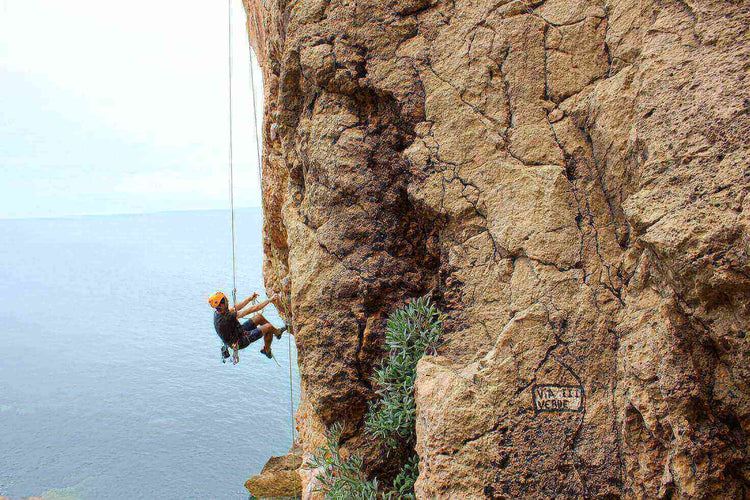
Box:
[308,422,380,500]
[365,295,443,450]
[307,295,443,499]
[389,454,419,500]
[307,435,419,500]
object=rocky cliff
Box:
[242,0,749,497]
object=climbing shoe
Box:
[275,325,288,340]
[260,347,272,359]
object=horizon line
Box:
[0,205,263,221]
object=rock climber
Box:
[208,291,286,360]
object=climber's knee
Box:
[251,314,267,326]
[258,323,276,336]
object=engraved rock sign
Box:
[532,384,584,413]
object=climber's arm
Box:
[229,293,258,313]
[237,294,278,318]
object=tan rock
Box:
[245,451,303,499]
[243,0,750,497]
[548,107,564,123]
[546,17,610,102]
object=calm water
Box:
[0,209,300,499]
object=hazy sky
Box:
[0,0,263,218]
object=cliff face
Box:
[243,0,749,497]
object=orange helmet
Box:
[208,291,227,309]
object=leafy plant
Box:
[365,295,443,450]
[388,454,419,500]
[307,422,380,500]
[307,295,443,499]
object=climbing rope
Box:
[248,43,263,186]
[227,0,237,311]
[267,245,299,473]
[287,306,296,462]
[227,0,242,365]
[243,2,298,487]
[232,2,299,491]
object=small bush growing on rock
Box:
[307,295,443,499]
[390,454,419,499]
[365,295,443,450]
[308,422,380,500]
[308,426,420,500]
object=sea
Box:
[0,208,300,500]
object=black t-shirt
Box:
[214,310,242,346]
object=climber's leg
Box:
[237,327,263,350]
[258,323,279,358]
[250,313,270,327]
[240,317,257,332]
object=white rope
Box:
[288,320,295,450]
[228,0,241,365]
[249,49,263,187]
[237,5,298,483]
[243,2,298,463]
[228,0,237,310]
